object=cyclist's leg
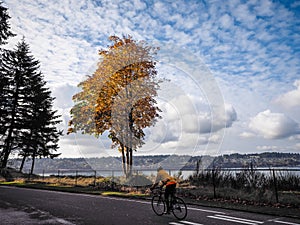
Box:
[164,186,170,213]
[165,184,176,213]
[169,184,176,207]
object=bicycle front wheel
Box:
[151,195,165,216]
[172,197,187,220]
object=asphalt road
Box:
[0,186,299,225]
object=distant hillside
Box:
[209,152,300,168]
[8,152,300,173]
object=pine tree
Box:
[0,46,24,168]
[0,2,16,168]
[19,79,62,174]
[0,39,62,170]
[0,2,15,46]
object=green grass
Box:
[0,180,149,198]
[102,191,149,198]
[0,180,24,185]
[0,180,101,195]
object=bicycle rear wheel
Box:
[151,195,165,216]
[172,197,187,220]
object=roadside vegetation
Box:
[1,166,299,213]
[185,166,300,207]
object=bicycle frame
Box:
[151,187,187,220]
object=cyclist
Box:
[150,166,177,214]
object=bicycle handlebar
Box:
[150,186,164,195]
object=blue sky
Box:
[3,0,300,158]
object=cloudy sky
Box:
[3,0,300,159]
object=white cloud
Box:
[49,83,80,134]
[254,0,274,17]
[249,110,300,139]
[224,103,238,127]
[231,3,257,28]
[202,103,237,133]
[295,143,300,150]
[275,80,300,109]
[239,132,255,138]
[219,14,234,30]
[256,145,279,151]
[208,134,221,144]
[60,133,114,158]
[51,83,79,108]
[289,135,300,141]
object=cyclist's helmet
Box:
[157,166,163,172]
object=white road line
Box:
[214,214,264,224]
[107,198,228,216]
[180,220,204,225]
[95,195,152,204]
[187,207,226,214]
[208,215,259,225]
[274,221,300,225]
[169,222,203,225]
[101,194,228,216]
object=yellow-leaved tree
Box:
[68,35,161,177]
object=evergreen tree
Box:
[0,2,15,167]
[0,46,24,168]
[19,75,62,174]
[0,1,13,139]
[0,39,62,170]
[0,2,15,46]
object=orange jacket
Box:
[155,169,177,186]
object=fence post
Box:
[212,168,216,198]
[111,170,115,190]
[58,170,60,184]
[75,170,78,186]
[94,170,96,187]
[272,169,279,203]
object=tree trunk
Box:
[121,145,126,175]
[0,150,4,164]
[1,79,19,169]
[30,151,36,175]
[127,108,134,177]
[1,150,10,168]
[19,154,27,172]
[126,147,130,178]
[129,148,133,177]
[1,120,15,168]
[1,137,12,168]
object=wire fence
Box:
[186,167,300,206]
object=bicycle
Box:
[151,187,187,220]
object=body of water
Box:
[38,167,300,179]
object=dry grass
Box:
[31,176,108,187]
